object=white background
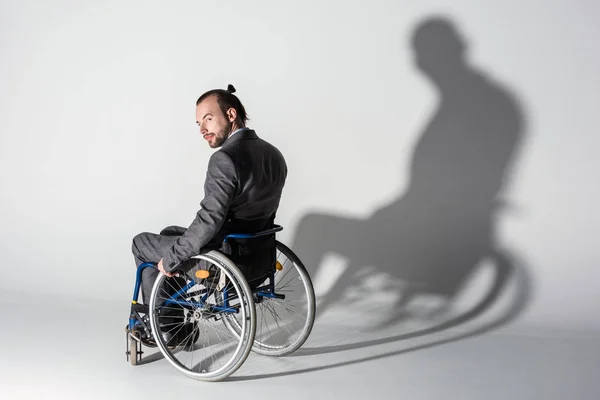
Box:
[1,0,599,336]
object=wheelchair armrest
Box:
[224,224,283,241]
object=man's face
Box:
[196,95,233,149]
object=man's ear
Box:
[227,108,237,123]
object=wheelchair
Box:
[125,224,316,382]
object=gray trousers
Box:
[131,225,216,305]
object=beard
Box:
[210,121,233,148]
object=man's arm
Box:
[162,150,238,273]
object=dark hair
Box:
[196,84,249,126]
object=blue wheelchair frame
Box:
[128,225,285,333]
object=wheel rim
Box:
[149,252,255,381]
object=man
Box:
[131,84,287,343]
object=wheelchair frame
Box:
[125,224,297,366]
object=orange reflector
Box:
[276,261,283,271]
[195,270,210,279]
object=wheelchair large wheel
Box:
[222,240,316,356]
[148,250,256,382]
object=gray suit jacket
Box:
[163,128,287,273]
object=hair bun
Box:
[226,84,236,93]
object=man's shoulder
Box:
[224,130,284,155]
[208,148,235,167]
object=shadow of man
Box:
[291,16,528,330]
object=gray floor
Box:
[1,290,598,400]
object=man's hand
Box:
[157,258,176,277]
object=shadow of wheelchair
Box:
[225,247,532,381]
[292,243,532,356]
